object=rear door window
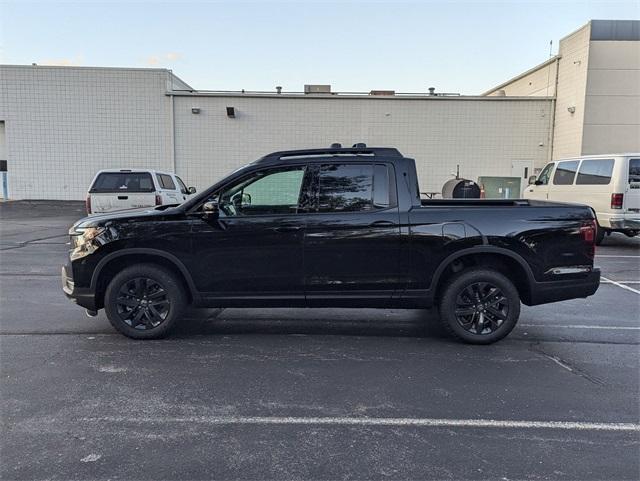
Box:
[157,174,176,190]
[576,159,615,185]
[629,159,640,184]
[318,164,373,212]
[90,172,155,193]
[553,161,579,185]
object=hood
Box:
[70,205,182,231]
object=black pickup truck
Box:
[63,145,600,343]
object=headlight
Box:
[70,227,106,259]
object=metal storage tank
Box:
[441,179,481,198]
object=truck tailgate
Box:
[90,192,157,213]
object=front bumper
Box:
[528,268,600,306]
[61,264,97,311]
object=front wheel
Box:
[104,264,186,339]
[438,269,520,344]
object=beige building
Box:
[0,66,551,200]
[0,19,637,200]
[485,19,640,160]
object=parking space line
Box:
[520,324,640,330]
[601,276,640,295]
[601,280,640,284]
[81,415,639,432]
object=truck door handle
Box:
[273,226,301,233]
[118,196,128,200]
[369,220,395,227]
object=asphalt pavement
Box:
[1,200,639,480]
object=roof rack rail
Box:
[258,146,403,162]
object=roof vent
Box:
[304,84,331,94]
[330,143,342,148]
[352,143,367,148]
[369,90,395,96]
[428,87,436,96]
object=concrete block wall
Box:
[0,65,552,199]
[0,66,174,200]
[173,94,552,194]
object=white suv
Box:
[86,169,196,215]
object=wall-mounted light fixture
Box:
[226,107,235,118]
[191,108,200,114]
[567,106,576,114]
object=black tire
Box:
[104,264,186,339]
[595,223,606,246]
[438,268,520,345]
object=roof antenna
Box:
[549,40,553,57]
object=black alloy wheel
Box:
[116,277,170,330]
[453,282,508,335]
[438,268,520,344]
[104,264,186,339]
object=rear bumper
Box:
[61,264,97,311]
[598,213,640,231]
[528,268,600,306]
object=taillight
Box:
[580,220,596,258]
[155,194,162,206]
[85,194,91,214]
[611,193,624,209]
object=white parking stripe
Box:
[601,276,640,294]
[81,415,639,432]
[520,324,640,330]
[602,280,640,284]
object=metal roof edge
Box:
[481,56,560,96]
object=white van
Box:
[524,154,640,243]
[86,169,196,215]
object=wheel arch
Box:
[431,247,535,305]
[91,248,198,309]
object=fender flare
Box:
[90,247,198,297]
[429,246,535,299]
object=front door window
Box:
[218,167,306,217]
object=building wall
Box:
[0,65,552,200]
[485,59,558,97]
[173,94,552,193]
[551,23,592,160]
[0,65,174,200]
[582,40,640,154]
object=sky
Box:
[1,0,638,94]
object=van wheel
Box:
[595,224,606,245]
[438,269,520,344]
[104,264,186,339]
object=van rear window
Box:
[90,172,155,193]
[576,159,614,185]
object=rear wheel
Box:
[438,268,520,344]
[104,264,186,339]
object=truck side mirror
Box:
[528,175,537,185]
[188,186,197,194]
